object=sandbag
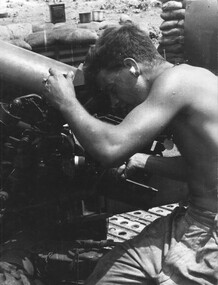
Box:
[99,21,118,30]
[160,19,184,30]
[7,23,32,40]
[162,1,183,11]
[25,30,56,48]
[166,54,185,64]
[8,39,32,50]
[54,28,98,45]
[53,23,77,30]
[165,52,184,59]
[160,0,183,3]
[32,22,54,33]
[158,43,184,53]
[0,25,12,41]
[159,35,184,45]
[162,27,184,36]
[161,9,185,20]
[119,14,133,24]
[77,22,101,31]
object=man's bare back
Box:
[161,64,218,212]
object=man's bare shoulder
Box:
[148,64,190,108]
[151,64,216,104]
[162,64,216,88]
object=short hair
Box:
[83,23,164,106]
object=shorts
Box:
[85,206,218,285]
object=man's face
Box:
[96,67,147,112]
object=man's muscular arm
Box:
[43,68,185,167]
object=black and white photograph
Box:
[0,0,217,284]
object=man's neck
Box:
[143,61,174,83]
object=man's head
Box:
[84,23,165,110]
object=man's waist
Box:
[189,194,217,213]
[187,203,217,227]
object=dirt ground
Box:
[0,0,163,35]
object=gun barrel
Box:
[0,40,81,95]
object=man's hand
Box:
[117,153,150,179]
[117,154,187,182]
[116,153,187,182]
[42,68,75,110]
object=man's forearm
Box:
[60,98,112,161]
[60,98,130,167]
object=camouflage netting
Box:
[158,0,186,64]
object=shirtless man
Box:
[43,24,218,285]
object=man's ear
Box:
[123,58,140,77]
